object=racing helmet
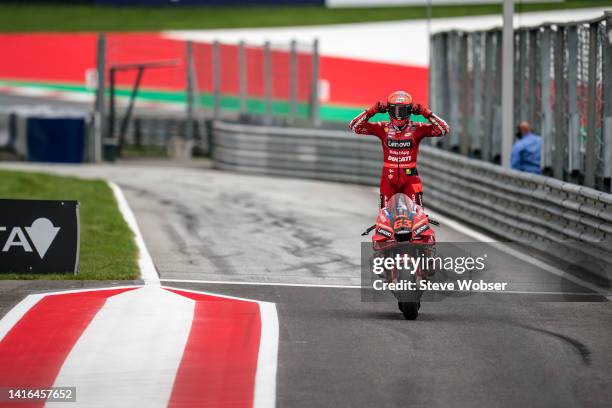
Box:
[387,91,413,128]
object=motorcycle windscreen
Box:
[385,193,416,241]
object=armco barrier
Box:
[212,121,612,282]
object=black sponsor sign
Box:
[0,200,79,274]
[386,138,413,149]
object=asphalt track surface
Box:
[1,161,610,407]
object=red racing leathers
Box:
[349,106,450,208]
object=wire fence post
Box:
[238,40,247,116]
[553,26,567,180]
[459,32,469,156]
[567,25,581,176]
[185,40,195,140]
[309,38,320,127]
[428,34,438,135]
[428,33,439,146]
[515,30,525,127]
[108,67,116,142]
[212,40,221,120]
[540,29,553,171]
[440,33,451,150]
[584,22,599,188]
[603,12,612,187]
[501,0,514,168]
[470,32,483,156]
[94,33,105,162]
[527,29,538,128]
[482,31,494,161]
[492,30,503,162]
[448,33,460,149]
[263,40,272,123]
[289,39,298,123]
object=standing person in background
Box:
[511,121,541,174]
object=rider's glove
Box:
[366,101,388,116]
[411,103,432,118]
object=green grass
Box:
[0,1,610,31]
[0,170,139,280]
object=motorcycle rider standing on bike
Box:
[349,91,450,208]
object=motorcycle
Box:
[362,193,437,320]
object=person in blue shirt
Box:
[511,121,541,174]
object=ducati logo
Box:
[1,218,60,259]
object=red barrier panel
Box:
[0,33,429,106]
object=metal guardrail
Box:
[212,121,612,283]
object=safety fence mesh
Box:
[191,40,316,123]
[430,13,611,192]
[96,34,319,158]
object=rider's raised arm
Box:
[348,101,387,137]
[412,104,450,138]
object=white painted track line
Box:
[108,181,160,285]
[254,302,279,408]
[161,278,362,289]
[160,278,608,297]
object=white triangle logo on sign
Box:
[25,218,60,259]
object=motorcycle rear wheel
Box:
[400,302,419,320]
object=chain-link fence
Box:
[430,12,611,192]
[94,34,319,160]
[191,40,318,125]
